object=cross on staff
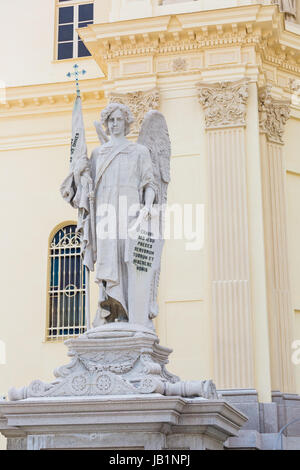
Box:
[66,64,86,97]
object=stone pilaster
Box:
[197,80,255,390]
[258,88,296,393]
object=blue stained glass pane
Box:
[70,256,75,284]
[78,40,91,57]
[58,42,73,60]
[83,266,86,288]
[59,6,74,24]
[58,24,73,42]
[82,291,86,320]
[79,3,93,22]
[60,258,65,289]
[52,257,59,288]
[49,297,58,328]
[75,257,81,287]
[59,295,64,327]
[54,229,63,244]
[61,257,74,287]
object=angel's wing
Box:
[137,110,171,205]
[94,121,109,144]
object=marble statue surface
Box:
[277,0,297,21]
[61,102,170,331]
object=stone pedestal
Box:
[0,323,247,449]
[7,324,220,400]
[0,395,247,450]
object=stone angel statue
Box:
[61,102,171,331]
[8,102,221,403]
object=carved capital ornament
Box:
[258,88,290,144]
[197,80,249,129]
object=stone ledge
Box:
[0,395,247,450]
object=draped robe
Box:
[279,0,297,19]
[61,140,157,317]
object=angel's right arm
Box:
[73,146,100,185]
[61,149,96,205]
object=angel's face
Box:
[107,109,126,137]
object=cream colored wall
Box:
[109,0,268,22]
[286,171,300,392]
[156,86,212,380]
[0,0,103,88]
[285,115,300,393]
[116,0,278,24]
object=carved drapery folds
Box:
[276,0,297,22]
[197,80,249,129]
[258,88,290,144]
[109,88,160,135]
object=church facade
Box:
[1,0,300,449]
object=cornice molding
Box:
[258,87,291,144]
[77,5,300,80]
[197,79,249,129]
[0,129,100,152]
[0,79,105,117]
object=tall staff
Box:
[66,64,95,331]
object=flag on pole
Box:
[70,95,88,171]
[60,94,94,272]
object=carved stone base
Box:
[8,323,219,400]
[0,395,247,450]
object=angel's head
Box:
[101,103,134,137]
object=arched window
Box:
[47,223,87,340]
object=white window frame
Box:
[55,0,94,61]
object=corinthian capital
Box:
[258,88,290,144]
[109,88,160,135]
[197,80,249,129]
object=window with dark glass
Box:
[57,2,93,60]
[47,224,86,339]
[78,3,93,57]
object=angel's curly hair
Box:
[101,103,134,136]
